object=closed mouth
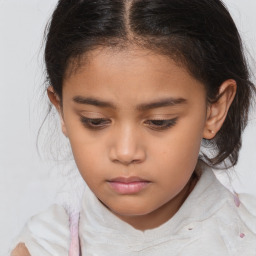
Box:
[107,176,151,194]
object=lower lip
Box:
[107,181,150,194]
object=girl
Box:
[10,0,256,255]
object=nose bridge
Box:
[109,122,145,164]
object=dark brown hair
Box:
[44,0,255,168]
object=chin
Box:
[109,203,154,217]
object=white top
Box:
[10,168,256,255]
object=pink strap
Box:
[69,212,81,256]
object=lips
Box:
[107,176,151,194]
[109,176,149,183]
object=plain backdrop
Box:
[0,1,256,255]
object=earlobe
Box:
[203,79,237,140]
[47,86,68,137]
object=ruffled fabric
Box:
[9,205,70,256]
[79,167,256,255]
[54,164,85,256]
[235,193,256,234]
[10,167,256,256]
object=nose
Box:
[109,125,146,165]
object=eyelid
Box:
[144,117,178,131]
[80,117,111,122]
[142,113,178,119]
[79,115,178,131]
[143,115,178,122]
[80,116,111,130]
[78,111,107,118]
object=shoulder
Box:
[203,191,256,256]
[10,204,70,256]
[181,168,256,255]
[201,186,256,255]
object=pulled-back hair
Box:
[44,0,255,168]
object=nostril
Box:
[131,159,143,164]
[111,157,143,166]
[108,139,146,165]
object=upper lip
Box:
[108,176,150,183]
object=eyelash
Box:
[80,117,111,130]
[80,117,178,131]
[144,118,178,130]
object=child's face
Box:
[61,47,209,229]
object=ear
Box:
[203,79,237,139]
[47,86,68,137]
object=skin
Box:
[11,243,30,256]
[11,46,236,255]
[46,47,236,231]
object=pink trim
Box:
[233,193,240,207]
[69,212,80,256]
[240,233,245,238]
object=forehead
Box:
[63,47,206,104]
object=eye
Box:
[80,117,111,130]
[144,118,178,131]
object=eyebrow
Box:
[73,96,116,108]
[72,96,187,110]
[137,97,187,111]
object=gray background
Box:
[1,0,256,255]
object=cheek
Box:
[172,130,202,165]
[71,143,107,190]
[151,137,201,199]
[152,118,204,178]
[64,123,106,181]
[71,140,103,170]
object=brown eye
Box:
[80,117,111,130]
